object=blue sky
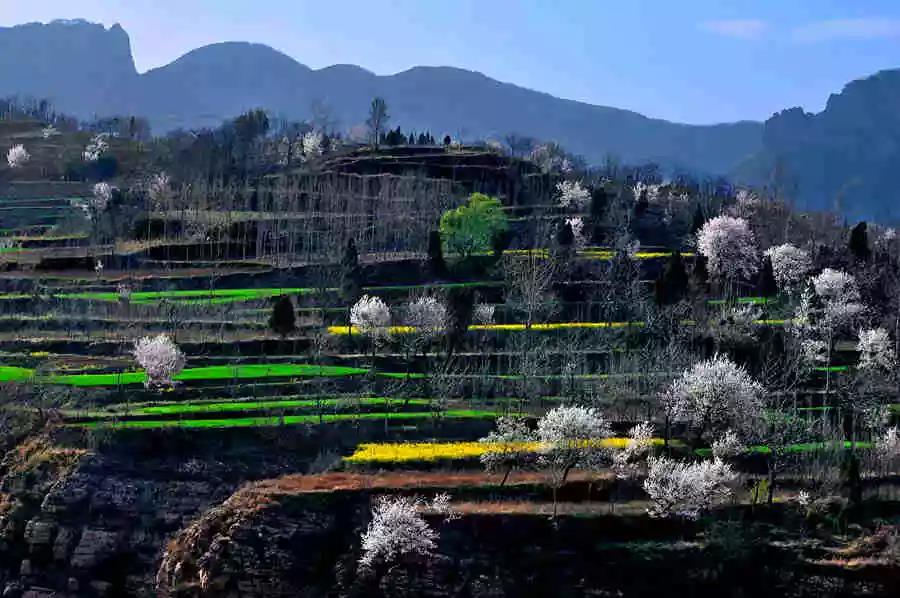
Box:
[4,0,900,124]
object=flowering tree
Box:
[611,421,655,480]
[857,328,895,372]
[537,405,612,518]
[359,495,437,572]
[83,133,109,162]
[555,180,590,209]
[302,130,323,158]
[148,172,172,211]
[6,144,29,169]
[479,416,536,485]
[565,216,587,248]
[351,295,392,342]
[473,303,495,325]
[695,215,759,287]
[764,244,812,295]
[643,456,735,519]
[133,334,185,388]
[664,354,764,445]
[711,429,747,460]
[810,268,866,331]
[404,295,448,354]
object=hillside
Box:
[0,20,762,176]
[733,69,900,222]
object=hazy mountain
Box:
[0,20,762,175]
[733,69,900,222]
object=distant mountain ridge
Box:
[0,20,762,176]
[4,20,900,220]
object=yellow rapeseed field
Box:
[345,438,664,464]
[328,321,641,335]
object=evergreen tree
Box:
[443,135,452,146]
[556,220,575,248]
[269,295,297,338]
[655,251,689,306]
[690,254,710,296]
[446,287,475,357]
[340,238,363,330]
[757,255,778,297]
[427,230,447,278]
[690,204,706,235]
[849,221,871,261]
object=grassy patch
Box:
[73,409,499,430]
[78,396,430,417]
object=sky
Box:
[3,0,900,124]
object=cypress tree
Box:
[655,251,689,306]
[427,230,447,278]
[690,204,706,235]
[340,238,363,331]
[757,255,778,297]
[690,254,710,296]
[269,294,297,338]
[849,221,870,261]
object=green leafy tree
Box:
[439,193,509,259]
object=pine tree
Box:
[269,295,297,338]
[849,221,870,261]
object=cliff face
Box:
[736,69,900,221]
[0,20,138,117]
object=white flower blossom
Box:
[800,339,829,367]
[857,328,895,371]
[764,244,812,294]
[351,295,391,341]
[696,215,759,281]
[359,495,437,570]
[133,334,186,389]
[664,354,764,440]
[555,180,590,209]
[6,145,29,168]
[876,427,900,464]
[90,182,114,215]
[643,456,736,519]
[41,125,59,139]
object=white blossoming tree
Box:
[696,215,759,292]
[565,216,587,248]
[811,268,865,330]
[611,421,655,480]
[473,303,495,325]
[133,334,185,389]
[6,144,29,169]
[359,495,437,573]
[643,456,736,519]
[351,295,392,342]
[857,328,895,372]
[479,416,536,485]
[404,295,448,354]
[537,405,612,519]
[148,172,172,211]
[711,429,747,460]
[555,180,590,209]
[764,244,812,295]
[83,133,109,162]
[302,130,324,159]
[663,354,764,446]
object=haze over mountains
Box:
[2,19,900,221]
